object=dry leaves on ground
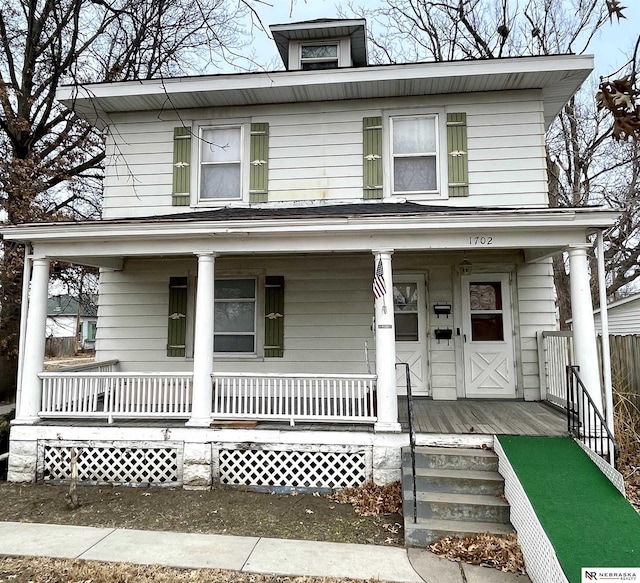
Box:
[327,481,402,516]
[429,533,526,574]
[0,557,379,583]
[614,389,640,511]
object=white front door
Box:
[394,275,429,396]
[462,273,516,398]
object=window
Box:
[468,282,505,342]
[393,283,419,342]
[86,321,97,342]
[200,126,242,200]
[300,43,339,70]
[390,115,438,194]
[214,278,256,353]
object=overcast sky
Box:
[245,0,639,78]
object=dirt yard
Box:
[0,481,403,582]
[0,482,403,546]
[0,556,380,583]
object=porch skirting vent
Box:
[218,444,370,490]
[40,441,183,486]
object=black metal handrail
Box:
[566,365,619,468]
[396,362,417,524]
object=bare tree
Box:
[344,0,639,326]
[0,0,265,398]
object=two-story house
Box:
[4,20,616,498]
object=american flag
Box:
[373,259,386,299]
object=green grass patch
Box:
[498,435,640,582]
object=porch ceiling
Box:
[2,203,618,266]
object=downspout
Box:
[596,230,614,438]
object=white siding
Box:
[96,252,555,401]
[594,298,640,335]
[516,259,557,400]
[102,90,548,218]
[96,255,375,374]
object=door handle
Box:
[463,334,467,343]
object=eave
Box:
[56,54,594,130]
[2,206,618,243]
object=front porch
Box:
[35,361,566,436]
[11,391,567,490]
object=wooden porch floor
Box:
[399,399,567,436]
[40,399,567,436]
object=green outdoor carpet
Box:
[498,435,640,582]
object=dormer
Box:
[270,19,368,71]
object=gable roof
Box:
[593,293,640,316]
[47,295,97,318]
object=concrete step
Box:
[403,446,498,472]
[404,516,514,547]
[403,490,511,524]
[402,467,504,496]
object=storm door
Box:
[394,275,429,396]
[461,274,516,398]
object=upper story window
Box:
[199,125,243,201]
[300,43,339,70]
[390,115,439,195]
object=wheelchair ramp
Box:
[497,435,640,582]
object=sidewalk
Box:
[0,521,530,582]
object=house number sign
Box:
[468,236,493,246]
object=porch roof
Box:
[1,202,619,269]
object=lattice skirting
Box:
[39,440,184,486]
[218,444,371,491]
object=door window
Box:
[468,282,504,341]
[394,282,419,341]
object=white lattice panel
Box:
[574,438,626,495]
[40,441,183,486]
[494,438,568,583]
[219,445,368,490]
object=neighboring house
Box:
[593,293,640,336]
[47,295,98,351]
[2,20,616,492]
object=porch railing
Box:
[538,331,573,408]
[566,365,618,467]
[211,372,377,425]
[39,371,193,420]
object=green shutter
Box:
[172,127,191,206]
[447,113,469,197]
[167,277,188,357]
[250,123,269,203]
[264,276,284,358]
[363,116,383,199]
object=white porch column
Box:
[187,253,217,427]
[373,250,401,432]
[568,245,603,411]
[15,257,50,424]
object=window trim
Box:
[185,271,266,359]
[191,119,251,206]
[384,110,448,200]
[288,38,351,70]
[300,42,339,70]
[214,277,258,355]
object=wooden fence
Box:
[540,332,640,409]
[45,337,76,357]
[601,335,640,407]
